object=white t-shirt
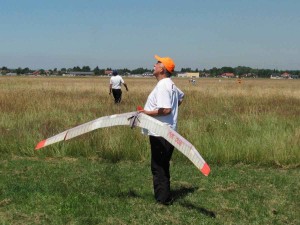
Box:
[110,75,125,89]
[143,78,184,136]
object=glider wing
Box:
[136,113,210,176]
[35,111,210,176]
[35,112,135,150]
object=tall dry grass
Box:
[0,76,299,166]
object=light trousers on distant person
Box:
[149,136,174,203]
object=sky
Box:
[0,0,299,70]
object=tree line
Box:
[181,66,300,78]
[1,66,300,78]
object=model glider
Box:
[35,111,210,176]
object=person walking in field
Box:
[138,55,184,205]
[109,70,129,103]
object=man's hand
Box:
[137,106,144,112]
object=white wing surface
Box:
[35,111,210,176]
[137,113,210,176]
[35,112,135,150]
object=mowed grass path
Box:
[1,158,299,225]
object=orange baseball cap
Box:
[154,55,175,73]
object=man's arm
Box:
[178,98,184,106]
[178,88,184,106]
[140,108,171,116]
[123,83,129,91]
[109,84,112,95]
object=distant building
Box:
[281,72,290,79]
[221,73,235,78]
[105,70,113,75]
[6,72,17,76]
[142,72,152,76]
[270,73,281,79]
[241,73,257,78]
[186,72,199,78]
[177,72,199,78]
[68,71,94,76]
[200,72,211,77]
[33,70,40,75]
[177,73,187,78]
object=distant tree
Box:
[220,66,234,74]
[295,70,300,75]
[16,67,23,75]
[123,68,131,73]
[131,67,148,74]
[53,68,57,74]
[82,66,91,72]
[93,66,101,75]
[257,69,272,78]
[235,66,252,76]
[99,69,105,75]
[181,68,192,72]
[210,67,219,77]
[1,66,9,75]
[73,66,81,71]
[4,65,298,78]
[251,68,259,75]
[40,69,45,75]
[22,67,30,74]
[117,68,131,75]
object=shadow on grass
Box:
[180,201,216,218]
[117,189,141,198]
[116,186,216,218]
[171,186,197,201]
[172,187,216,218]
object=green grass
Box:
[0,77,299,166]
[0,77,299,224]
[0,158,299,224]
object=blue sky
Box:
[1,0,299,70]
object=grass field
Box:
[1,158,299,224]
[0,76,299,224]
[0,76,299,165]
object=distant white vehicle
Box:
[142,72,153,76]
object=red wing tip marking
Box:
[35,140,46,150]
[137,106,143,111]
[200,163,210,176]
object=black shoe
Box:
[157,198,174,206]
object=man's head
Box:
[112,70,118,76]
[154,55,175,77]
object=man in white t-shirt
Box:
[109,70,128,103]
[139,55,184,205]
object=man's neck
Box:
[156,73,168,81]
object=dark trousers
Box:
[149,136,174,203]
[112,89,122,103]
